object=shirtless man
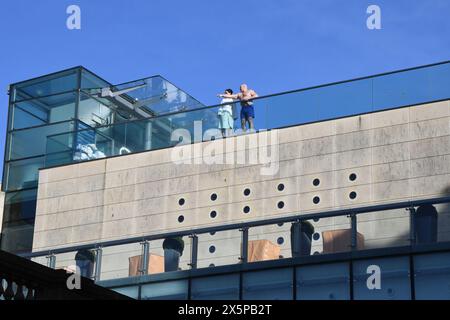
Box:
[219,84,258,131]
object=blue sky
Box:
[0,0,449,177]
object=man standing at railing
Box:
[219,84,258,132]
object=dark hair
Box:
[225,88,233,94]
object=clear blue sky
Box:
[0,0,449,177]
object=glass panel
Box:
[78,93,115,127]
[54,249,94,279]
[45,124,111,167]
[414,252,450,300]
[191,274,240,300]
[296,262,350,300]
[357,208,410,250]
[0,219,34,253]
[420,202,448,245]
[353,256,411,300]
[80,68,110,89]
[8,120,75,161]
[2,189,37,224]
[140,280,189,300]
[100,243,142,281]
[10,102,47,130]
[105,76,205,115]
[242,268,293,300]
[4,156,45,191]
[11,92,77,130]
[308,216,351,256]
[373,63,450,111]
[0,189,37,253]
[248,224,289,262]
[111,286,139,299]
[263,79,373,130]
[153,237,192,272]
[197,230,241,268]
[13,68,79,102]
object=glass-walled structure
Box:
[43,61,450,169]
[1,67,205,253]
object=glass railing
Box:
[23,196,450,285]
[44,61,450,169]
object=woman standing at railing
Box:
[217,88,235,137]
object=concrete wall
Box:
[33,100,450,280]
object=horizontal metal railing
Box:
[19,195,450,281]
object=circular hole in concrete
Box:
[243,188,251,196]
[178,198,185,206]
[313,232,320,241]
[277,183,285,191]
[243,206,251,214]
[277,223,284,227]
[210,231,216,236]
[313,178,320,186]
[210,210,217,218]
[313,196,320,204]
[277,237,284,245]
[209,246,216,253]
[277,201,285,209]
[210,193,218,201]
[349,191,357,200]
[349,173,357,181]
[178,215,184,223]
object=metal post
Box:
[350,214,357,251]
[140,241,150,275]
[94,247,103,282]
[240,228,249,263]
[46,254,56,269]
[408,206,416,246]
[189,235,198,270]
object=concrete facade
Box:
[32,100,450,280]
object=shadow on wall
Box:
[384,186,450,248]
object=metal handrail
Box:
[20,195,450,259]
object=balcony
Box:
[19,196,450,300]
